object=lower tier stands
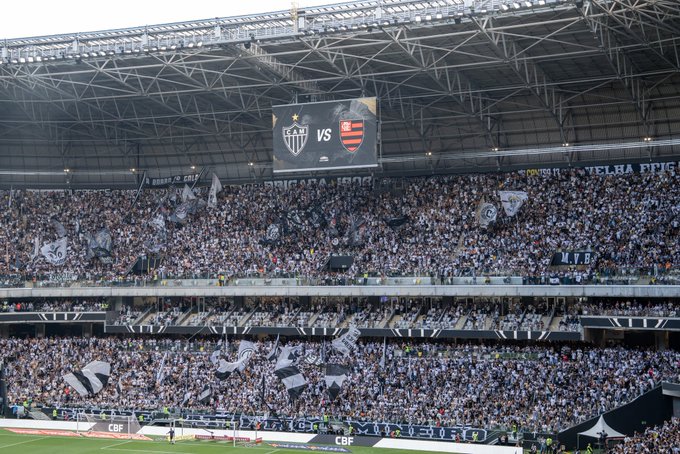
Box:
[2,336,678,434]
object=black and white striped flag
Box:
[63,361,111,396]
[198,385,212,404]
[274,365,307,401]
[325,364,350,401]
[274,345,307,400]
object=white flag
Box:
[30,237,40,261]
[331,327,361,356]
[237,340,255,371]
[150,214,166,231]
[181,184,196,202]
[477,202,497,228]
[41,237,68,265]
[498,191,529,217]
[207,173,223,208]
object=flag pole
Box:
[190,167,206,191]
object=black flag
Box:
[324,364,350,401]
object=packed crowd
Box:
[0,298,108,313]
[1,168,678,281]
[573,300,680,317]
[609,417,680,453]
[2,336,679,434]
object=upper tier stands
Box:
[0,169,677,282]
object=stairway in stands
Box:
[29,409,52,421]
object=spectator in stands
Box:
[1,168,678,283]
[1,336,678,435]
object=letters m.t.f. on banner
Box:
[272,97,378,173]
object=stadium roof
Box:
[0,0,679,188]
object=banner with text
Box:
[525,160,679,177]
[550,251,595,266]
[144,173,201,188]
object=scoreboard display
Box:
[272,97,378,173]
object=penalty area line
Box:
[100,440,133,450]
[0,437,42,449]
[100,447,196,454]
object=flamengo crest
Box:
[339,119,364,152]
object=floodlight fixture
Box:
[512,2,521,8]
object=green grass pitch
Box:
[0,429,469,454]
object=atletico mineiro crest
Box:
[339,119,364,152]
[283,116,309,156]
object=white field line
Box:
[100,448,196,454]
[0,437,42,449]
[100,440,134,450]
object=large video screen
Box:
[272,97,378,173]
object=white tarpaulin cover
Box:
[578,415,625,439]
